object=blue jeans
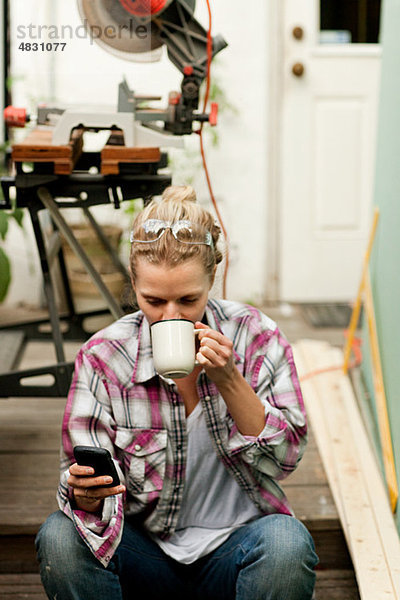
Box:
[35,511,318,600]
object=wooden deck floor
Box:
[0,304,361,598]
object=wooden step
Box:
[0,573,46,599]
[0,570,359,600]
[294,340,400,600]
[0,397,351,558]
[0,536,39,574]
[314,569,360,599]
[282,430,352,570]
[0,365,359,596]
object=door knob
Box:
[292,62,305,77]
[292,26,304,40]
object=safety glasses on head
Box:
[130,219,214,248]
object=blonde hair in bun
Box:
[129,185,223,280]
[161,185,197,204]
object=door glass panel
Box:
[320,0,381,44]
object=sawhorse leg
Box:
[0,187,125,397]
[37,187,124,321]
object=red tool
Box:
[4,106,30,128]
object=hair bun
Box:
[161,185,197,204]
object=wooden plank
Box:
[0,398,65,453]
[101,146,161,161]
[0,398,62,535]
[11,128,81,153]
[298,341,394,597]
[293,343,347,528]
[0,398,61,535]
[11,128,84,174]
[331,345,400,598]
[0,452,59,487]
[0,537,39,574]
[284,444,331,486]
[0,490,57,534]
[0,397,65,425]
[294,339,400,599]
[315,569,360,599]
[0,571,360,600]
[0,431,61,453]
[101,146,161,174]
[283,484,338,523]
[311,527,354,570]
[0,574,42,584]
[0,573,46,600]
[2,591,46,598]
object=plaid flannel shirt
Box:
[57,299,307,566]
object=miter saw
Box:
[0,1,228,399]
[6,0,227,149]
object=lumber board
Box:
[11,127,84,174]
[294,339,400,599]
[293,345,346,524]
[101,145,161,174]
[296,340,395,597]
[331,345,400,596]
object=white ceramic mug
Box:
[150,319,201,379]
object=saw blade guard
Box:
[77,0,195,63]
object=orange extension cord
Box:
[197,0,230,299]
[198,5,365,378]
[299,332,363,382]
[198,5,364,376]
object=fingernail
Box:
[86,468,94,475]
[105,477,113,483]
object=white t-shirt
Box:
[152,401,262,564]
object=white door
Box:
[278,0,381,302]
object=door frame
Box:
[265,0,284,303]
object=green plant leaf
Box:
[11,208,24,228]
[0,211,8,241]
[0,246,11,302]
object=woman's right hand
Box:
[68,463,126,513]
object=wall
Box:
[361,0,400,531]
[4,0,271,306]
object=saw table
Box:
[0,128,171,398]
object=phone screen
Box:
[73,446,120,488]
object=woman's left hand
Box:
[195,322,235,386]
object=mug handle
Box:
[194,328,202,366]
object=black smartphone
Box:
[73,446,120,488]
